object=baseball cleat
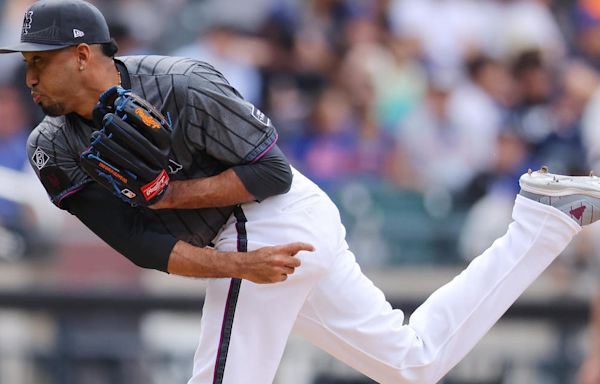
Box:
[519,167,600,225]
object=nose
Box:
[25,67,38,89]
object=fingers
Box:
[274,254,301,283]
[258,270,292,284]
[246,242,315,284]
[278,268,294,282]
[285,257,301,268]
[262,263,297,284]
[290,242,316,253]
[279,242,315,255]
[270,242,315,269]
[282,242,314,267]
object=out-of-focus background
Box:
[2,0,600,382]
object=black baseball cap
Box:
[0,0,111,54]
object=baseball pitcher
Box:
[2,1,599,383]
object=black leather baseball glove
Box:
[81,86,172,206]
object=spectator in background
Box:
[388,0,489,81]
[258,4,308,141]
[570,60,600,173]
[572,0,600,71]
[461,123,532,203]
[171,23,268,105]
[290,12,338,87]
[445,55,514,190]
[336,43,398,182]
[506,49,587,175]
[260,1,340,149]
[458,124,531,261]
[528,55,588,175]
[339,5,427,133]
[298,0,353,53]
[395,73,472,193]
[0,0,34,84]
[290,86,357,189]
[489,0,566,63]
[509,49,556,146]
[107,21,152,56]
[0,83,35,260]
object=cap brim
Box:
[0,42,71,54]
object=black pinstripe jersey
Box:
[27,55,278,247]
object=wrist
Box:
[227,251,248,280]
[205,247,245,280]
[151,180,177,209]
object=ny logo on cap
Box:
[22,11,33,35]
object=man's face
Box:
[22,48,79,117]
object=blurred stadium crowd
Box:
[3,0,600,265]
[3,0,600,383]
[0,0,594,257]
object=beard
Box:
[38,101,66,117]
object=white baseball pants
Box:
[187,169,581,384]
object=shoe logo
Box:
[570,206,586,221]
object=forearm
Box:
[152,146,293,210]
[65,185,310,282]
[153,168,255,209]
[167,240,313,283]
[64,184,176,271]
[167,240,244,278]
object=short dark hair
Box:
[512,49,543,78]
[100,39,119,58]
[466,54,494,81]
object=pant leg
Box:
[187,180,341,383]
[293,195,581,384]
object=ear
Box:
[75,43,92,71]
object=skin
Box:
[24,45,116,119]
[22,44,313,283]
[150,168,255,209]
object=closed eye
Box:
[23,56,42,66]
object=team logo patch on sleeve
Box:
[251,105,270,126]
[32,147,50,170]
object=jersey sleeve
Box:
[27,120,92,209]
[183,68,278,165]
[62,183,176,272]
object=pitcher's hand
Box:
[238,242,315,284]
